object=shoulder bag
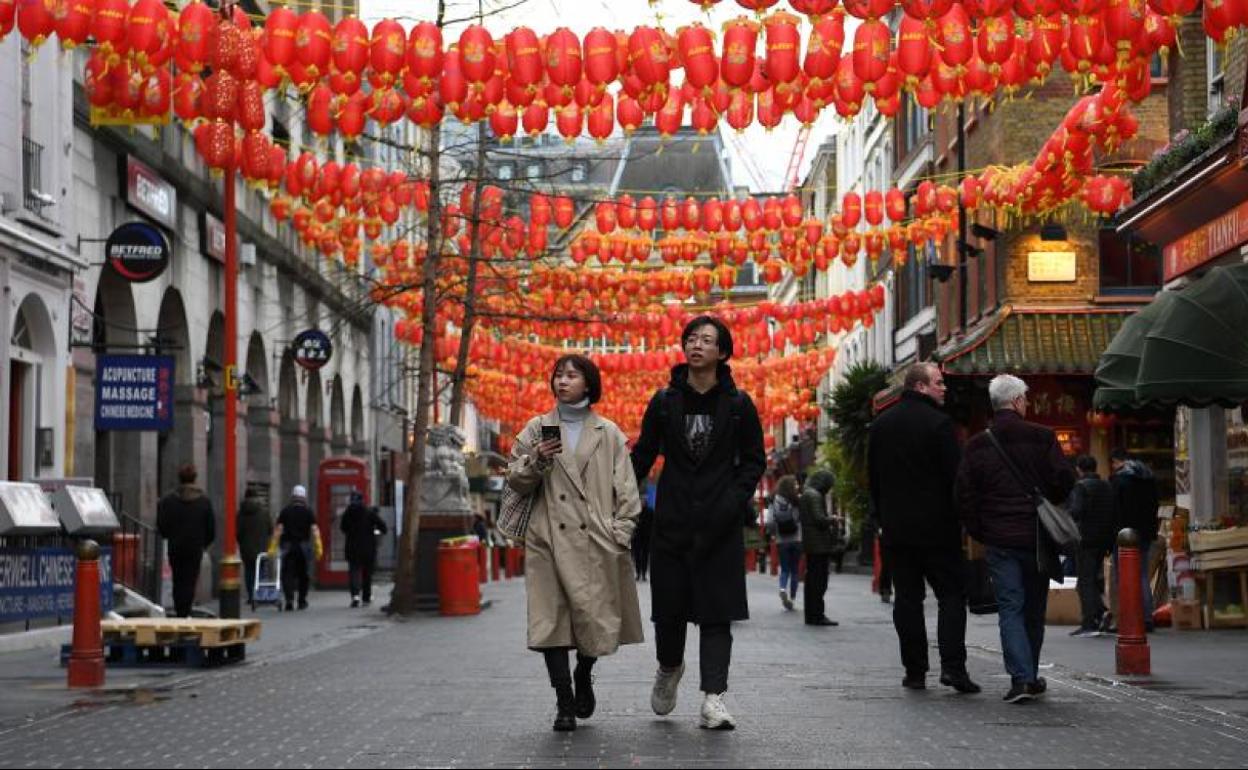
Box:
[985,429,1081,554]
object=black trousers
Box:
[804,552,831,621]
[541,648,596,685]
[348,561,374,602]
[170,553,201,618]
[281,542,311,604]
[1076,545,1109,629]
[887,545,968,677]
[655,621,732,694]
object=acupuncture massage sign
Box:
[93,354,176,432]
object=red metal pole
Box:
[1115,528,1151,676]
[490,543,500,582]
[67,540,104,688]
[770,541,779,576]
[219,115,241,619]
[477,540,487,584]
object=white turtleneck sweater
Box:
[557,398,591,455]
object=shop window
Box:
[1100,228,1162,294]
[570,163,587,182]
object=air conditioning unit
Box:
[240,242,257,266]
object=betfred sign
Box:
[1164,198,1248,281]
[123,156,177,230]
[105,221,170,283]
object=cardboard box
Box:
[1173,599,1203,630]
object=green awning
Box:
[936,307,1130,376]
[1134,263,1248,407]
[1092,292,1179,411]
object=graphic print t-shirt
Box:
[681,383,721,462]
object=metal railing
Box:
[21,136,50,218]
[112,511,164,606]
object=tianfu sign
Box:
[105,221,170,283]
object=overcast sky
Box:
[360,0,839,192]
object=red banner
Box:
[1164,198,1248,281]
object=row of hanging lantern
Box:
[42,0,1242,142]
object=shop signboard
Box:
[94,355,175,432]
[292,329,333,371]
[1164,198,1248,281]
[0,547,113,623]
[105,221,170,283]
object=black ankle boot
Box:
[573,659,596,719]
[553,680,576,732]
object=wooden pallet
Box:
[62,639,246,668]
[100,618,262,649]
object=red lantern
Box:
[172,73,202,121]
[885,188,907,222]
[897,16,933,83]
[554,196,576,230]
[202,120,235,170]
[440,47,469,108]
[370,18,406,86]
[490,100,519,141]
[843,0,897,18]
[804,15,845,81]
[977,13,1014,70]
[863,190,884,226]
[545,27,583,92]
[331,16,369,85]
[681,197,701,231]
[638,197,658,231]
[721,17,760,88]
[261,6,297,69]
[960,176,983,209]
[53,0,91,49]
[835,54,866,113]
[17,0,52,46]
[503,26,542,90]
[902,0,955,19]
[582,27,619,86]
[764,11,802,83]
[296,11,333,77]
[405,21,443,85]
[679,23,719,91]
[306,83,334,135]
[555,103,582,142]
[236,80,266,131]
[338,92,368,137]
[126,0,170,59]
[726,88,755,131]
[655,89,685,137]
[842,192,862,228]
[454,24,494,84]
[521,102,549,136]
[965,0,1012,17]
[630,26,672,86]
[937,5,974,67]
[915,180,938,216]
[852,18,891,90]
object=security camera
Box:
[31,189,56,207]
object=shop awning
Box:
[935,306,1132,376]
[1134,263,1248,407]
[1092,292,1179,411]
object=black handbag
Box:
[985,430,1082,554]
[964,556,999,615]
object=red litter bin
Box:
[437,536,481,616]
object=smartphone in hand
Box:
[541,425,562,453]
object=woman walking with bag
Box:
[504,354,644,732]
[765,475,802,611]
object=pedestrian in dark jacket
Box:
[956,375,1076,704]
[799,469,838,626]
[868,362,979,695]
[236,488,271,604]
[340,491,387,607]
[156,464,215,618]
[1110,448,1161,629]
[276,485,317,611]
[632,316,766,731]
[1066,456,1115,636]
[765,475,803,612]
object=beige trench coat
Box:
[506,409,644,657]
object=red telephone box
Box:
[316,456,370,588]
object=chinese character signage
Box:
[1164,198,1248,281]
[292,329,333,371]
[94,355,175,432]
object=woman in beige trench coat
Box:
[506,353,644,732]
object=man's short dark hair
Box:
[903,362,937,391]
[1110,447,1130,463]
[1076,455,1097,473]
[681,315,733,360]
[178,464,198,484]
[550,354,602,405]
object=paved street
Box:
[1,571,1246,768]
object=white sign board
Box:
[52,486,120,535]
[0,483,60,535]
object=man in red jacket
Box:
[957,374,1076,704]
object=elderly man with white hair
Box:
[956,374,1076,704]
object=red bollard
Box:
[490,545,501,582]
[477,540,488,584]
[504,547,514,580]
[769,542,779,576]
[872,536,882,594]
[744,549,757,573]
[1116,528,1151,676]
[68,540,105,689]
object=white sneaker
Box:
[779,589,794,611]
[699,692,736,730]
[651,663,684,716]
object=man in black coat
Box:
[156,464,215,618]
[276,485,317,611]
[957,374,1076,703]
[868,362,979,695]
[1110,447,1161,629]
[798,469,838,627]
[1067,455,1116,636]
[340,491,387,607]
[632,316,766,731]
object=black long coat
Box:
[868,391,963,551]
[631,364,766,625]
[340,502,388,566]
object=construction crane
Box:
[784,123,813,193]
[726,130,770,192]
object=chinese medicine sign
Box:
[94,355,175,432]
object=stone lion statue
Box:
[421,424,470,512]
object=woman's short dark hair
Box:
[681,315,734,361]
[550,354,602,405]
[1076,455,1098,473]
